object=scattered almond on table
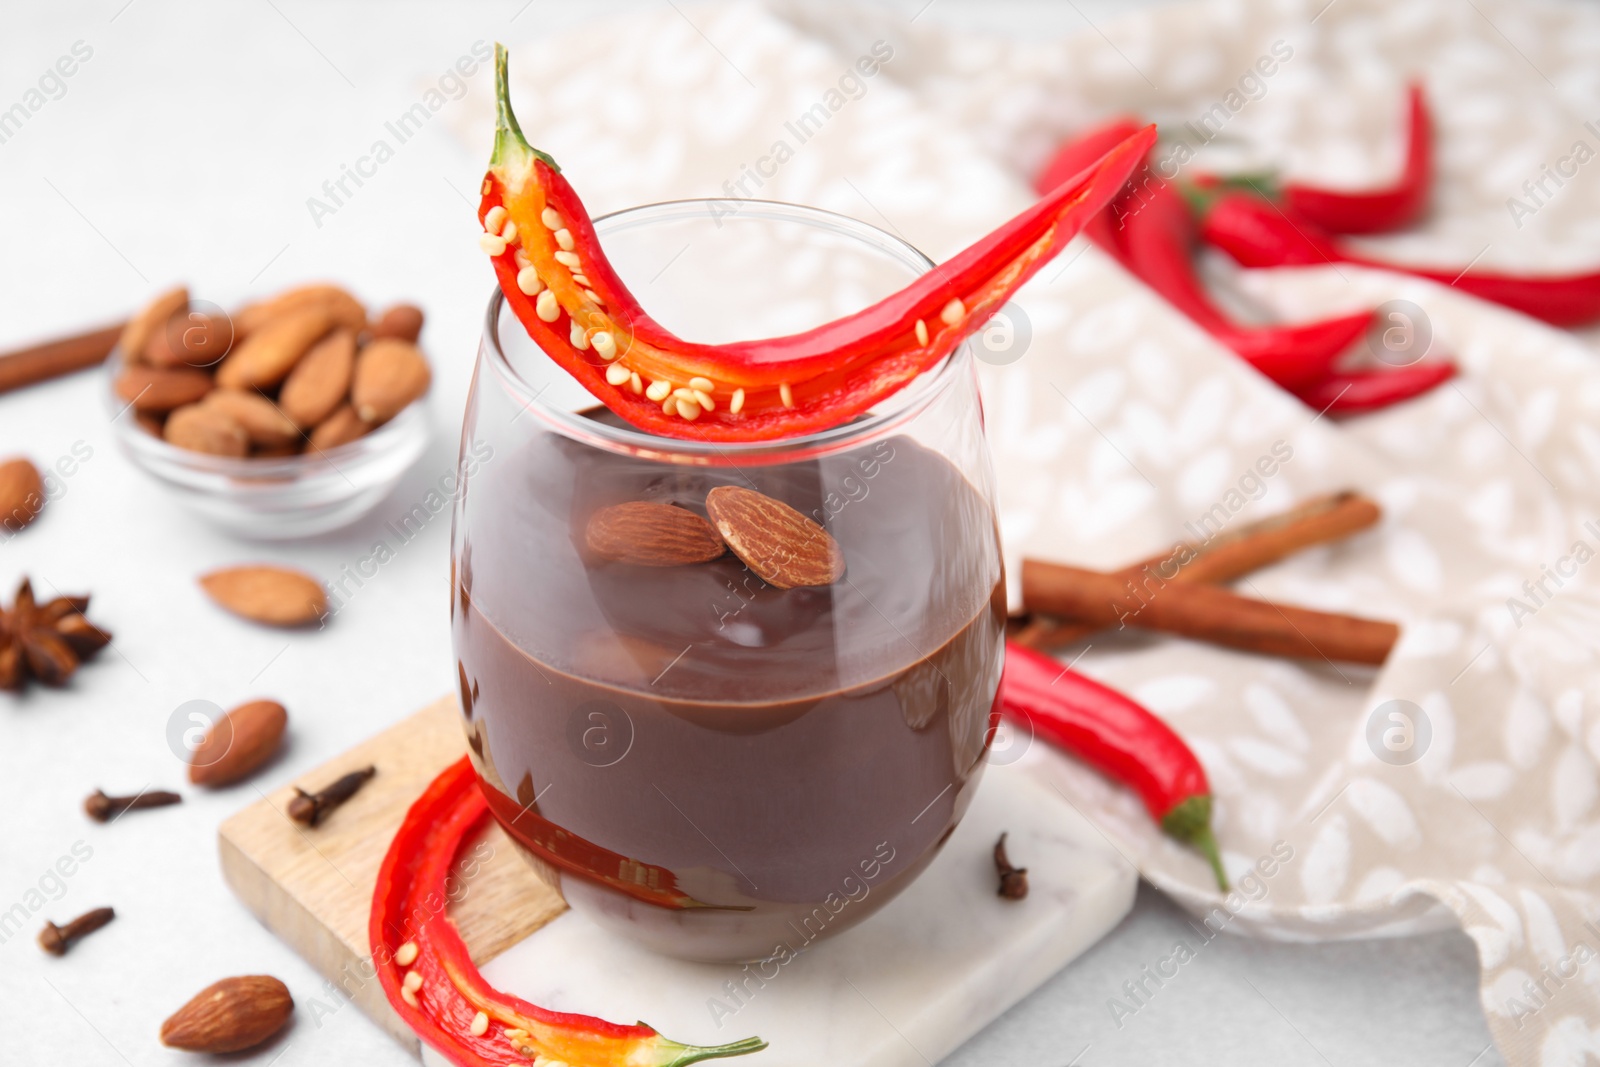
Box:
[199,564,329,627]
[188,699,288,788]
[159,975,294,1054]
[116,283,429,458]
[0,456,46,532]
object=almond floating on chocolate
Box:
[585,502,725,566]
[164,404,249,457]
[279,328,356,428]
[115,365,214,413]
[188,700,288,787]
[705,485,844,589]
[352,338,431,424]
[199,565,328,627]
[159,975,293,1053]
[0,457,45,532]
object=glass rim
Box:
[480,197,970,463]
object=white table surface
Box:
[0,2,1504,1064]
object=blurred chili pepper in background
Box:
[1295,361,1457,414]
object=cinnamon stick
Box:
[1021,559,1398,665]
[1014,492,1380,650]
[0,322,125,395]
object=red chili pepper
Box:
[1282,83,1431,234]
[483,45,1155,442]
[1294,361,1456,414]
[1199,190,1600,327]
[1001,641,1227,891]
[372,756,766,1067]
[1035,121,1371,390]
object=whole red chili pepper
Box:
[1202,83,1431,234]
[1036,122,1372,390]
[484,45,1155,442]
[1294,361,1456,414]
[1001,640,1227,891]
[1199,190,1600,327]
[372,756,767,1067]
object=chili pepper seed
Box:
[470,1011,489,1037]
[646,380,672,402]
[591,331,618,360]
[941,298,964,325]
[629,371,643,394]
[540,207,562,230]
[554,250,581,269]
[483,206,508,234]
[676,397,702,421]
[693,389,715,411]
[501,220,518,244]
[605,362,631,386]
[479,233,508,256]
[554,228,575,251]
[516,267,544,296]
[779,382,794,408]
[730,387,745,414]
[915,318,929,346]
[536,290,560,323]
[570,322,590,350]
[401,986,419,1008]
[395,941,419,966]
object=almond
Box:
[352,339,431,424]
[370,302,425,343]
[147,308,234,369]
[278,329,356,428]
[0,457,45,533]
[200,565,328,627]
[705,485,845,589]
[202,390,300,448]
[160,975,293,1052]
[216,305,335,390]
[188,699,288,788]
[164,404,249,457]
[307,404,373,450]
[585,502,725,566]
[115,365,213,413]
[235,283,365,340]
[118,285,188,365]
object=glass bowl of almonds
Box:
[106,283,432,539]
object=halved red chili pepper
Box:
[482,45,1155,441]
[1001,640,1227,891]
[1038,122,1372,390]
[1198,83,1431,235]
[372,756,766,1066]
[1294,361,1456,414]
[1198,189,1600,327]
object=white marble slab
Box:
[422,760,1136,1067]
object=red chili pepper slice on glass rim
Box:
[1001,640,1227,891]
[482,44,1156,441]
[371,756,767,1066]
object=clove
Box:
[38,906,115,955]
[83,788,182,822]
[287,765,376,827]
[994,832,1029,900]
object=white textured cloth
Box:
[451,1,1600,1062]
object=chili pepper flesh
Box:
[1001,641,1227,890]
[372,756,767,1067]
[484,45,1156,441]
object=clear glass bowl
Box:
[452,199,1006,963]
[106,354,430,540]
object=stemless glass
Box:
[451,199,1005,963]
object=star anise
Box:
[0,578,112,691]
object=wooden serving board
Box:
[218,695,565,1054]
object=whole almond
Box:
[147,309,234,369]
[216,305,335,390]
[115,365,213,413]
[307,404,373,450]
[164,404,249,457]
[370,303,425,343]
[705,485,845,589]
[188,700,288,787]
[352,339,431,424]
[0,457,46,533]
[279,329,355,428]
[235,284,365,340]
[585,502,725,566]
[118,285,188,365]
[202,390,300,448]
[200,565,328,627]
[160,975,293,1052]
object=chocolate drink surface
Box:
[454,410,1004,962]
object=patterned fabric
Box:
[450,1,1600,1060]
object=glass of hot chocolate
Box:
[452,199,1005,963]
